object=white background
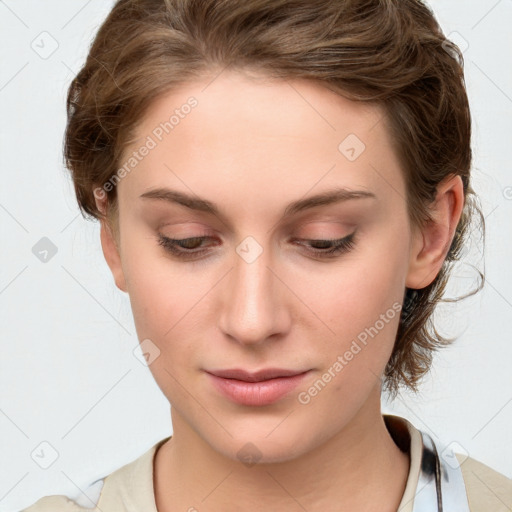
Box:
[1,1,511,510]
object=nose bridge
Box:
[219,236,288,344]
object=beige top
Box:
[21,414,512,511]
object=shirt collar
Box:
[385,413,471,512]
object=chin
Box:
[206,424,316,467]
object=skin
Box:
[96,68,464,511]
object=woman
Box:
[22,0,511,510]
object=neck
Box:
[154,387,410,512]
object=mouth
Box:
[206,367,310,382]
[205,368,311,406]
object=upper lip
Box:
[206,368,309,382]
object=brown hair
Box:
[64,0,484,398]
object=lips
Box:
[206,368,308,382]
[205,368,311,406]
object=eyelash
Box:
[157,232,357,260]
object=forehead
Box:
[118,69,404,215]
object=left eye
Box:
[292,232,356,256]
[157,232,357,259]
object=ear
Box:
[406,174,465,289]
[94,190,127,293]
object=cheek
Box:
[316,235,406,311]
[302,231,409,364]
[120,231,214,373]
[120,232,184,340]
[121,245,203,397]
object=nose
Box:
[218,243,291,347]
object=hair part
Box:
[64,0,484,399]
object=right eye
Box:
[157,235,215,258]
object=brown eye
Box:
[294,232,357,257]
[157,235,215,258]
[173,237,205,250]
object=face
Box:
[104,69,420,463]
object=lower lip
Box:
[206,371,310,406]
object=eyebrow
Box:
[139,186,376,219]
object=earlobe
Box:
[405,174,465,290]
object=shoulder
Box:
[456,453,512,512]
[20,478,105,512]
[20,437,168,512]
[20,494,98,512]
